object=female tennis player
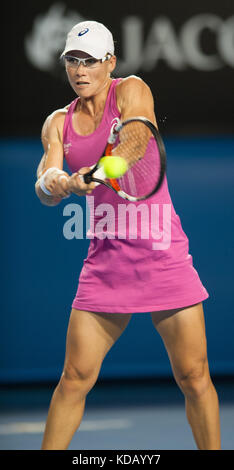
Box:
[35,21,221,450]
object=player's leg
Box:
[41,308,132,450]
[151,302,221,449]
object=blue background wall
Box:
[1,137,233,383]
[1,0,234,385]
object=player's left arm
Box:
[116,75,158,127]
[113,76,158,165]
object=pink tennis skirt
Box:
[71,209,209,314]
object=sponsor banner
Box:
[2,0,234,135]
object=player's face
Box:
[65,50,116,98]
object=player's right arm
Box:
[35,110,95,206]
[35,110,70,206]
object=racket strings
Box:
[112,122,151,167]
[112,121,161,198]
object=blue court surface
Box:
[0,378,233,450]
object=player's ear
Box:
[108,55,117,74]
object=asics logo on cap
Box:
[78,28,89,36]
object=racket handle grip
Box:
[79,165,107,187]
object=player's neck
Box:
[78,77,113,117]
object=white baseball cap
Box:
[61,21,114,59]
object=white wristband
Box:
[39,167,66,196]
[39,174,52,195]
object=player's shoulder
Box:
[115,75,153,112]
[41,103,72,140]
[42,105,69,129]
[116,75,150,94]
[116,75,152,105]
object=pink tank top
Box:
[63,78,175,239]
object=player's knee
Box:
[58,361,99,398]
[175,358,211,400]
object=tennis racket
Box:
[80,116,167,201]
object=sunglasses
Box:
[63,54,112,69]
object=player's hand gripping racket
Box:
[80,116,167,201]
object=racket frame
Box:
[82,116,167,201]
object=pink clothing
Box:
[63,78,209,313]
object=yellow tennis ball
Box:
[99,156,128,178]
